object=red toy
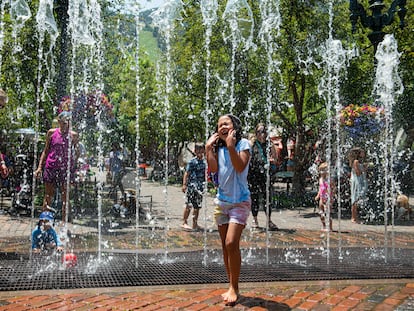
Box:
[63,253,77,267]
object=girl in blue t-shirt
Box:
[205,114,251,306]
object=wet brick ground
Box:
[0,280,414,310]
[0,170,413,310]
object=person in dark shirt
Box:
[181,143,206,231]
[248,123,278,231]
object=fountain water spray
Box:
[258,0,282,264]
[151,0,183,261]
[201,0,218,265]
[0,1,6,78]
[31,0,59,257]
[374,34,403,257]
[222,0,255,112]
[317,2,350,262]
[133,2,142,267]
[10,0,31,109]
[67,0,105,263]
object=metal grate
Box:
[0,247,413,291]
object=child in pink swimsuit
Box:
[315,162,333,231]
[35,111,79,225]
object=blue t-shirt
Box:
[32,227,62,249]
[217,138,251,203]
[185,157,206,192]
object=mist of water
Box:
[200,0,218,265]
[222,0,255,112]
[0,0,409,276]
[373,34,403,257]
[317,1,352,262]
[151,0,183,261]
[258,0,282,263]
[10,0,31,111]
[0,1,6,79]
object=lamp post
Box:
[349,0,407,52]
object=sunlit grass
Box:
[139,29,162,63]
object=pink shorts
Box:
[214,198,251,226]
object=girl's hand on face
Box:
[225,129,237,148]
[206,133,219,152]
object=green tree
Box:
[169,0,334,194]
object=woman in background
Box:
[349,147,367,223]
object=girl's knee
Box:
[225,239,239,252]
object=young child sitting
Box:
[32,211,63,253]
[314,162,333,232]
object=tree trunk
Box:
[290,74,308,196]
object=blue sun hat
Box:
[39,211,54,222]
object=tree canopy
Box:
[0,0,412,193]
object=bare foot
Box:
[221,287,239,306]
[181,223,192,231]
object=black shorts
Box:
[186,188,203,209]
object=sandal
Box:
[251,219,259,229]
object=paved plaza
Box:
[0,167,413,310]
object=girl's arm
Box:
[315,178,322,201]
[353,159,362,176]
[182,170,189,192]
[206,133,219,173]
[269,142,277,164]
[72,131,80,164]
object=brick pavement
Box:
[0,279,414,310]
[0,168,414,310]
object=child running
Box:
[205,114,251,306]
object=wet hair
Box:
[348,147,364,167]
[318,162,328,173]
[255,123,266,134]
[194,143,205,151]
[249,123,266,145]
[215,114,243,149]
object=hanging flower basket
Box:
[339,104,385,140]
